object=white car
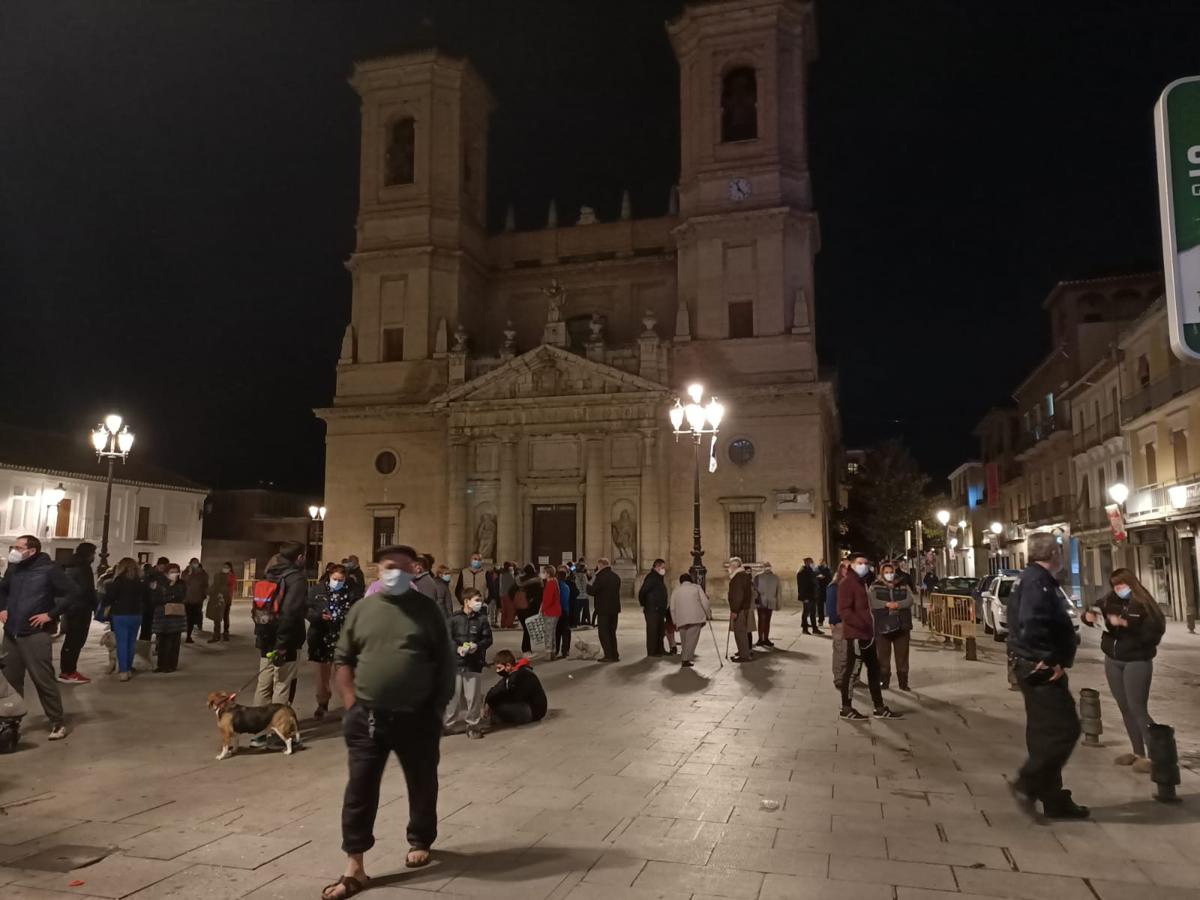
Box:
[984,575,1080,643]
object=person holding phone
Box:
[1006,532,1087,819]
[1083,568,1165,773]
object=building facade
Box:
[319,1,838,594]
[0,424,206,571]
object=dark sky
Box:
[2,0,1197,493]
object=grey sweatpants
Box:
[2,632,65,728]
[444,671,484,729]
[1104,656,1154,757]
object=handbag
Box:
[164,602,186,617]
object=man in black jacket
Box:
[484,649,547,726]
[1007,532,1087,819]
[638,559,669,657]
[797,558,822,635]
[59,542,97,684]
[0,535,80,739]
[590,558,622,662]
[253,541,309,707]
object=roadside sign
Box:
[1155,76,1200,362]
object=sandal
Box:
[321,875,367,900]
[405,849,431,868]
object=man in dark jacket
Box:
[253,541,309,707]
[485,649,547,726]
[836,553,900,720]
[59,542,97,684]
[797,558,822,635]
[444,588,493,739]
[0,535,80,739]
[343,555,366,595]
[638,560,669,658]
[590,558,622,662]
[1007,532,1087,819]
[726,558,755,662]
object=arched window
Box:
[721,67,758,143]
[384,118,415,186]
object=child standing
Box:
[445,588,494,739]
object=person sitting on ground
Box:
[445,587,493,739]
[483,649,547,727]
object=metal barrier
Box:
[925,592,978,660]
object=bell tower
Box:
[669,0,820,368]
[340,51,492,396]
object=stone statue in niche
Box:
[641,309,658,338]
[611,509,637,562]
[541,279,567,323]
[452,324,469,353]
[587,312,605,343]
[474,512,497,559]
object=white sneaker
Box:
[48,726,68,741]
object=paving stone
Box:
[177,833,310,870]
[0,818,82,846]
[1091,880,1200,900]
[1135,861,1200,890]
[708,842,828,876]
[887,836,1010,869]
[1,886,111,900]
[828,854,957,890]
[632,860,763,900]
[119,828,231,861]
[762,874,893,900]
[121,863,281,899]
[1009,847,1150,883]
[776,827,886,857]
[13,855,189,899]
[582,852,647,887]
[953,866,1097,900]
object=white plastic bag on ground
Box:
[570,639,604,661]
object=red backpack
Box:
[251,579,284,626]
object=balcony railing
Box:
[1073,505,1110,530]
[1072,412,1121,454]
[1028,495,1069,523]
[1126,473,1200,521]
[83,519,167,544]
[1122,366,1200,424]
[1017,414,1070,452]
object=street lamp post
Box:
[669,383,725,590]
[309,505,327,576]
[989,521,1003,573]
[91,414,134,569]
[936,509,951,576]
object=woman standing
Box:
[869,562,915,691]
[306,564,361,719]
[517,564,542,653]
[669,573,711,668]
[206,563,234,643]
[152,563,188,672]
[105,558,148,682]
[1084,568,1166,772]
[433,563,455,619]
[539,565,563,659]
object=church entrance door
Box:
[531,504,577,566]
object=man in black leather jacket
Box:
[1006,532,1087,819]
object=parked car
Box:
[985,574,1080,643]
[935,576,976,596]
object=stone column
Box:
[446,435,469,568]
[584,436,606,562]
[498,434,519,564]
[639,427,662,569]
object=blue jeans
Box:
[111,615,141,673]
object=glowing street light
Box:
[990,521,1003,535]
[669,382,725,588]
[1108,482,1129,506]
[936,510,951,526]
[92,414,135,568]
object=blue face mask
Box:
[470,560,482,570]
[1115,586,1132,600]
[329,579,345,592]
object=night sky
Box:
[2,0,1197,493]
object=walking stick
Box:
[724,618,732,661]
[709,619,725,668]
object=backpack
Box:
[251,579,284,626]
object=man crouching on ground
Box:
[483,649,547,727]
[323,543,455,900]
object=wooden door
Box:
[531,504,577,567]
[54,498,72,538]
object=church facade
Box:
[319,0,839,596]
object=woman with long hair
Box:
[1083,567,1166,772]
[105,557,148,681]
[306,563,361,719]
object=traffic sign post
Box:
[1155,76,1200,362]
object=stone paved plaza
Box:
[3,603,1200,900]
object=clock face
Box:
[728,177,752,201]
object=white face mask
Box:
[852,563,869,578]
[883,573,895,583]
[655,567,665,576]
[380,568,412,594]
[7,548,26,565]
[167,572,180,582]
[468,599,484,613]
[329,579,345,591]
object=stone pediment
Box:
[433,344,667,405]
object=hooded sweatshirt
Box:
[484,658,547,720]
[255,557,309,660]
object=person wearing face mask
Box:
[0,534,80,740]
[151,563,188,673]
[1083,568,1165,773]
[454,553,487,606]
[306,564,362,719]
[432,564,454,619]
[753,562,781,649]
[537,565,562,659]
[444,588,493,739]
[638,559,669,658]
[182,558,209,644]
[869,563,915,691]
[1007,532,1087,819]
[837,554,901,720]
[206,561,234,643]
[326,542,455,894]
[251,542,310,711]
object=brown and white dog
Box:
[206,691,301,760]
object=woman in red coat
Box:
[539,565,562,659]
[836,554,901,721]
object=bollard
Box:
[1079,688,1102,747]
[1145,723,1182,803]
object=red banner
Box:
[1106,504,1127,542]
[986,463,1001,509]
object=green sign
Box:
[1156,76,1200,361]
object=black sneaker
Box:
[681,660,695,668]
[872,707,904,719]
[839,707,867,720]
[1043,791,1089,819]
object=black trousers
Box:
[59,608,92,675]
[596,612,619,660]
[492,701,534,725]
[555,616,572,657]
[644,608,666,656]
[1015,663,1081,808]
[341,704,440,854]
[840,639,883,710]
[139,607,155,641]
[155,633,182,672]
[185,604,203,637]
[518,610,532,653]
[801,598,819,631]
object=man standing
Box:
[324,543,454,898]
[590,558,622,662]
[837,553,901,720]
[183,558,209,643]
[411,554,437,601]
[59,541,97,684]
[253,542,308,707]
[454,553,487,606]
[753,562,781,648]
[343,556,366,595]
[1007,532,1088,819]
[815,559,832,626]
[726,558,755,662]
[797,558,822,635]
[0,535,80,739]
[638,559,668,658]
